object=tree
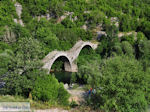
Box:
[138,40,150,71]
[49,0,64,18]
[0,0,17,27]
[36,26,59,52]
[119,15,132,32]
[0,49,14,78]
[89,56,148,112]
[96,25,119,58]
[77,52,100,84]
[138,20,150,39]
[136,32,147,43]
[121,41,134,57]
[1,37,46,96]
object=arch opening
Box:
[51,56,72,72]
[79,45,93,56]
[75,45,95,84]
[51,56,72,84]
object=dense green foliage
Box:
[75,25,150,111]
[32,75,70,105]
[0,37,69,105]
[0,37,45,95]
[88,56,148,111]
[14,0,150,38]
[0,0,150,111]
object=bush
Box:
[138,40,150,71]
[136,32,147,43]
[0,49,13,77]
[137,20,150,39]
[32,75,59,102]
[89,56,148,112]
[111,42,123,56]
[32,75,70,105]
[0,0,17,27]
[121,41,134,57]
[58,83,70,105]
[75,28,93,40]
[121,34,135,45]
[61,18,76,28]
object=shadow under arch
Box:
[50,56,72,72]
[77,44,93,58]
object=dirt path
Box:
[67,89,86,104]
[34,108,68,112]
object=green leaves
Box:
[32,75,70,105]
[88,56,148,111]
[0,0,16,27]
[32,75,59,101]
[0,37,45,96]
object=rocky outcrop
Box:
[57,11,78,23]
[2,26,16,43]
[118,31,137,40]
[111,17,119,27]
[14,2,24,26]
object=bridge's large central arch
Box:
[51,56,72,72]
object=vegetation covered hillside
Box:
[0,0,150,111]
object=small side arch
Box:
[72,43,94,61]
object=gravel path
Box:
[34,108,68,112]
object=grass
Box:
[71,83,79,89]
[0,95,70,110]
[0,95,30,102]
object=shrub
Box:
[32,75,59,102]
[121,41,134,57]
[137,20,150,39]
[57,83,70,105]
[32,75,70,105]
[136,32,147,43]
[75,28,93,40]
[138,40,150,71]
[111,42,123,56]
[36,26,60,51]
[61,18,76,28]
[0,49,13,77]
[121,34,135,45]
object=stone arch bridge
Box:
[42,40,98,73]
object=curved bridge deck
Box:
[42,40,98,73]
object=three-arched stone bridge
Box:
[42,40,98,73]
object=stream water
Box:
[51,71,72,84]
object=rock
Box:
[64,83,69,89]
[84,11,91,14]
[15,2,22,19]
[81,25,87,30]
[118,32,137,40]
[3,26,16,43]
[14,2,24,26]
[111,17,119,27]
